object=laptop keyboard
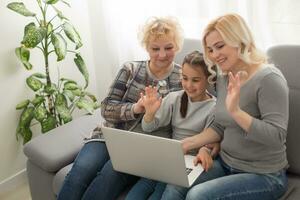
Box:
[186,167,193,175]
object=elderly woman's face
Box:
[147,35,177,69]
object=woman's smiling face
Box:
[205,30,243,73]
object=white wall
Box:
[0,0,98,183]
[86,1,115,100]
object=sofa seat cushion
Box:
[53,163,73,195]
[284,174,300,200]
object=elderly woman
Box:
[57,16,184,200]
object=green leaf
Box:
[55,94,72,123]
[84,91,97,102]
[44,83,57,94]
[60,78,77,84]
[45,0,59,4]
[19,107,34,127]
[52,6,68,20]
[22,22,46,48]
[41,115,57,133]
[31,95,45,106]
[16,99,30,110]
[32,72,47,79]
[74,53,89,88]
[94,102,101,109]
[15,47,32,70]
[76,98,94,114]
[63,22,82,49]
[51,33,67,61]
[72,88,82,96]
[26,76,43,91]
[47,22,53,35]
[64,82,79,90]
[7,2,36,17]
[22,127,32,144]
[34,105,47,122]
[63,89,75,102]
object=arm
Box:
[246,72,289,147]
[193,146,214,172]
[226,71,289,147]
[101,63,143,123]
[142,89,174,132]
[226,72,252,131]
[181,127,221,153]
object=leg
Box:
[57,142,109,200]
[148,182,167,200]
[186,170,288,200]
[82,159,139,200]
[161,157,226,200]
[125,178,159,200]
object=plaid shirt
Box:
[101,60,182,130]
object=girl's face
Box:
[205,30,244,73]
[147,35,177,70]
[181,63,208,102]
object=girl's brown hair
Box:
[180,51,216,118]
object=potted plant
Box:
[7,0,99,144]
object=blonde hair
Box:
[139,16,184,52]
[202,13,267,69]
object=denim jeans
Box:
[125,178,166,200]
[57,141,138,200]
[161,156,288,200]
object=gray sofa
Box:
[24,41,300,200]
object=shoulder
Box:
[121,60,147,72]
[256,64,288,88]
[163,90,184,103]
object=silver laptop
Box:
[102,126,204,187]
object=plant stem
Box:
[41,2,55,116]
[67,50,77,54]
[34,16,41,26]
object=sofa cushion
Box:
[267,45,300,175]
[24,109,102,172]
[53,163,73,195]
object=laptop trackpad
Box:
[184,155,204,186]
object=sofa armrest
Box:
[24,109,102,172]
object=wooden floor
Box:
[0,181,31,200]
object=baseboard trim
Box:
[0,169,27,195]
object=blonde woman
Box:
[162,13,289,200]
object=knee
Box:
[100,160,125,182]
[162,185,187,200]
[186,187,198,200]
[74,143,109,169]
[186,185,210,200]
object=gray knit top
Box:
[211,65,289,173]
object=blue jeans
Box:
[57,141,138,200]
[161,156,288,200]
[125,178,166,200]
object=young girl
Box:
[125,51,217,200]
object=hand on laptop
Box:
[193,147,213,172]
[205,142,220,158]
